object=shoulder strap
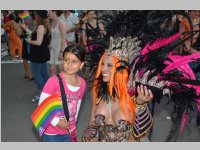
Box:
[57,74,70,121]
[86,22,101,37]
[96,20,99,29]
[86,22,95,30]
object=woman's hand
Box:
[58,52,63,61]
[20,23,27,30]
[25,39,31,44]
[57,118,69,130]
[136,84,153,105]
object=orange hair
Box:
[181,18,191,39]
[92,52,135,124]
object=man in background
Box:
[63,10,80,45]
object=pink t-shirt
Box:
[40,72,86,135]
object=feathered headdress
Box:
[106,36,141,63]
[98,11,200,141]
[128,10,200,141]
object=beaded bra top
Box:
[94,114,132,142]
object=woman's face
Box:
[87,11,96,20]
[188,10,200,18]
[63,52,84,75]
[101,54,114,82]
[47,10,56,20]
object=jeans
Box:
[42,134,72,142]
[27,44,30,55]
[31,62,49,90]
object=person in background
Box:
[48,10,67,76]
[81,10,107,79]
[21,10,51,102]
[63,10,80,45]
[4,13,23,60]
[19,12,34,80]
[2,10,10,54]
[179,10,200,55]
[81,10,106,48]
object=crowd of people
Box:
[1,10,200,142]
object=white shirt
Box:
[64,13,79,42]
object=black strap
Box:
[86,21,100,35]
[57,74,70,121]
[86,21,97,30]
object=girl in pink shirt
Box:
[38,44,86,142]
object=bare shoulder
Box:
[98,22,105,29]
[81,23,86,30]
[37,25,45,32]
[38,25,45,29]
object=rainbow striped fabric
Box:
[31,94,64,136]
[18,11,31,23]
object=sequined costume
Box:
[99,10,200,141]
[83,114,133,142]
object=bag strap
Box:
[56,74,70,121]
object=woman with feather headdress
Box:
[82,11,154,142]
[83,10,200,142]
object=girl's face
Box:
[63,52,84,75]
[101,54,114,82]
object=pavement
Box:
[1,41,200,142]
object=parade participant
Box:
[23,10,51,102]
[82,36,154,141]
[38,44,86,142]
[90,10,200,141]
[179,10,200,55]
[19,11,34,80]
[81,10,106,48]
[48,10,67,76]
[2,10,10,54]
[63,10,80,45]
[4,13,23,60]
[81,10,107,79]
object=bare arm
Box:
[67,23,80,33]
[98,22,106,36]
[58,21,67,52]
[27,25,45,46]
[56,118,69,130]
[20,22,32,34]
[81,24,87,46]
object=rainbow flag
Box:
[18,11,31,23]
[31,94,64,136]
